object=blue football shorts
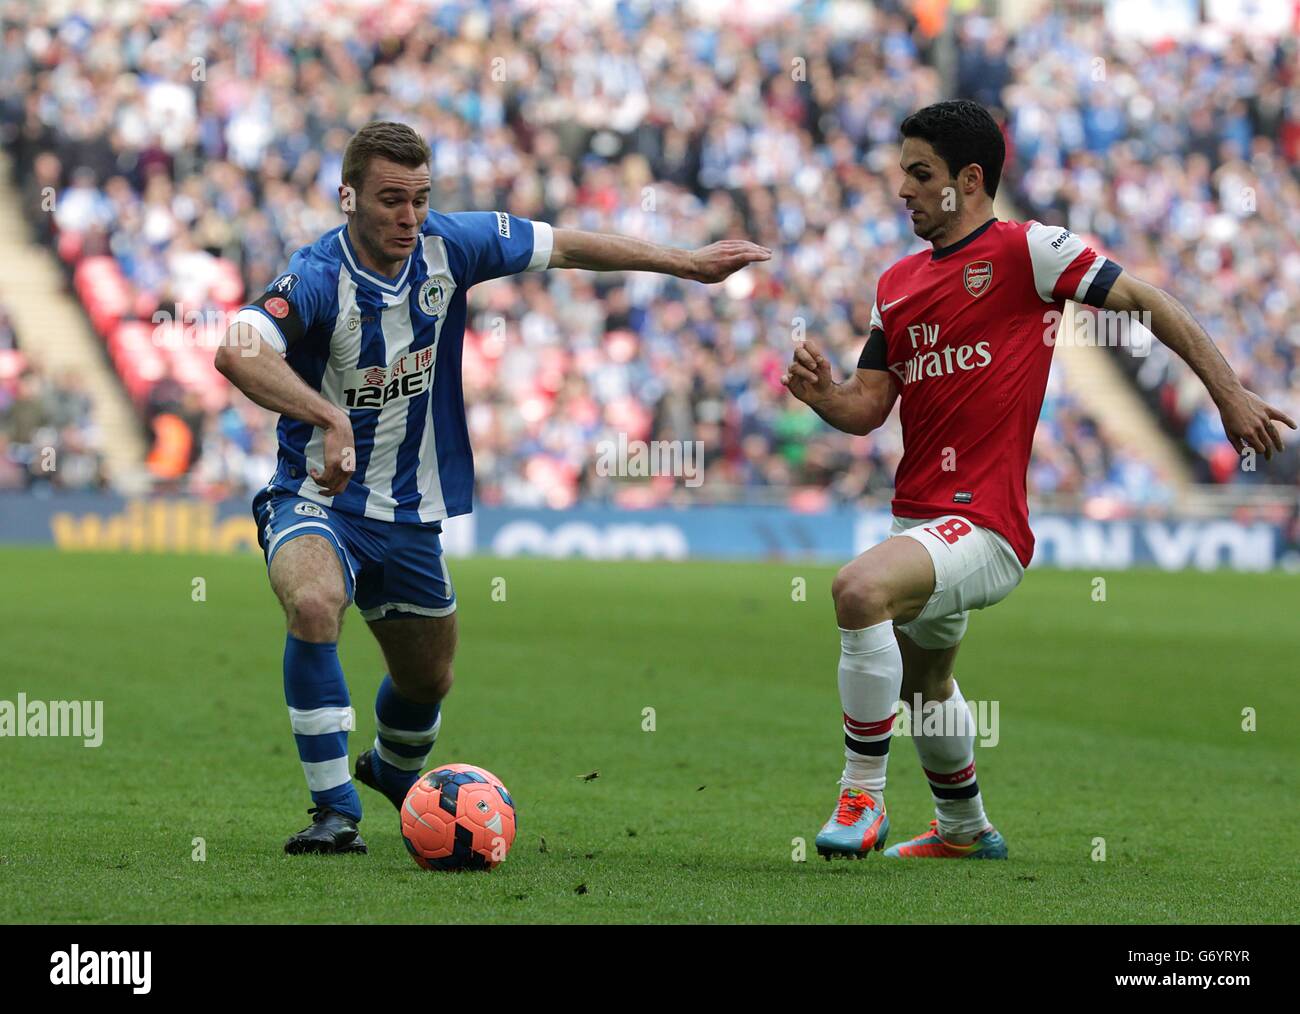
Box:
[252,485,456,621]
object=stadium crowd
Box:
[1,2,1295,509]
[0,302,107,492]
[997,14,1300,485]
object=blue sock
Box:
[284,634,361,821]
[372,673,441,800]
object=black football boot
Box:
[283,807,368,855]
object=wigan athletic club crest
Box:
[418,278,449,317]
[963,260,993,297]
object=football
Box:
[400,763,517,871]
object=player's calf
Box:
[268,536,364,831]
[899,660,995,852]
[820,538,936,857]
[357,615,457,808]
[357,680,444,808]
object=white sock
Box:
[910,677,988,842]
[838,620,903,808]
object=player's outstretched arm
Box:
[782,338,898,436]
[214,323,355,495]
[1103,274,1296,460]
[547,228,770,283]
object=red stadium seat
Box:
[109,321,167,405]
[73,257,133,338]
[57,230,84,264]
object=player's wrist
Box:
[1208,376,1245,410]
[320,405,351,432]
[805,381,837,410]
[677,248,701,281]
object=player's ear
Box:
[961,164,983,196]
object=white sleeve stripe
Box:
[1025,221,1079,303]
[231,307,288,356]
[869,301,883,331]
[288,706,356,736]
[1073,256,1105,302]
[527,220,554,271]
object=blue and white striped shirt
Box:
[234,210,552,523]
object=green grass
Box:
[0,546,1296,923]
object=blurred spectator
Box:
[0,303,107,492]
[0,305,17,351]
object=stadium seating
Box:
[1,3,1294,501]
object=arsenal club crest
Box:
[963,260,993,298]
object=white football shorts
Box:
[888,514,1025,649]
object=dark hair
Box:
[899,100,1005,199]
[341,121,431,193]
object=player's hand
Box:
[782,338,834,406]
[683,241,772,283]
[1216,385,1296,462]
[310,411,356,496]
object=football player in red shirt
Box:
[783,100,1295,860]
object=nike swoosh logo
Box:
[880,296,909,311]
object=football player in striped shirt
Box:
[216,121,769,854]
[783,100,1294,860]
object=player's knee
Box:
[282,584,347,640]
[832,566,892,625]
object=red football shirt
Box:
[858,218,1123,566]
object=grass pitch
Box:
[0,546,1296,924]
